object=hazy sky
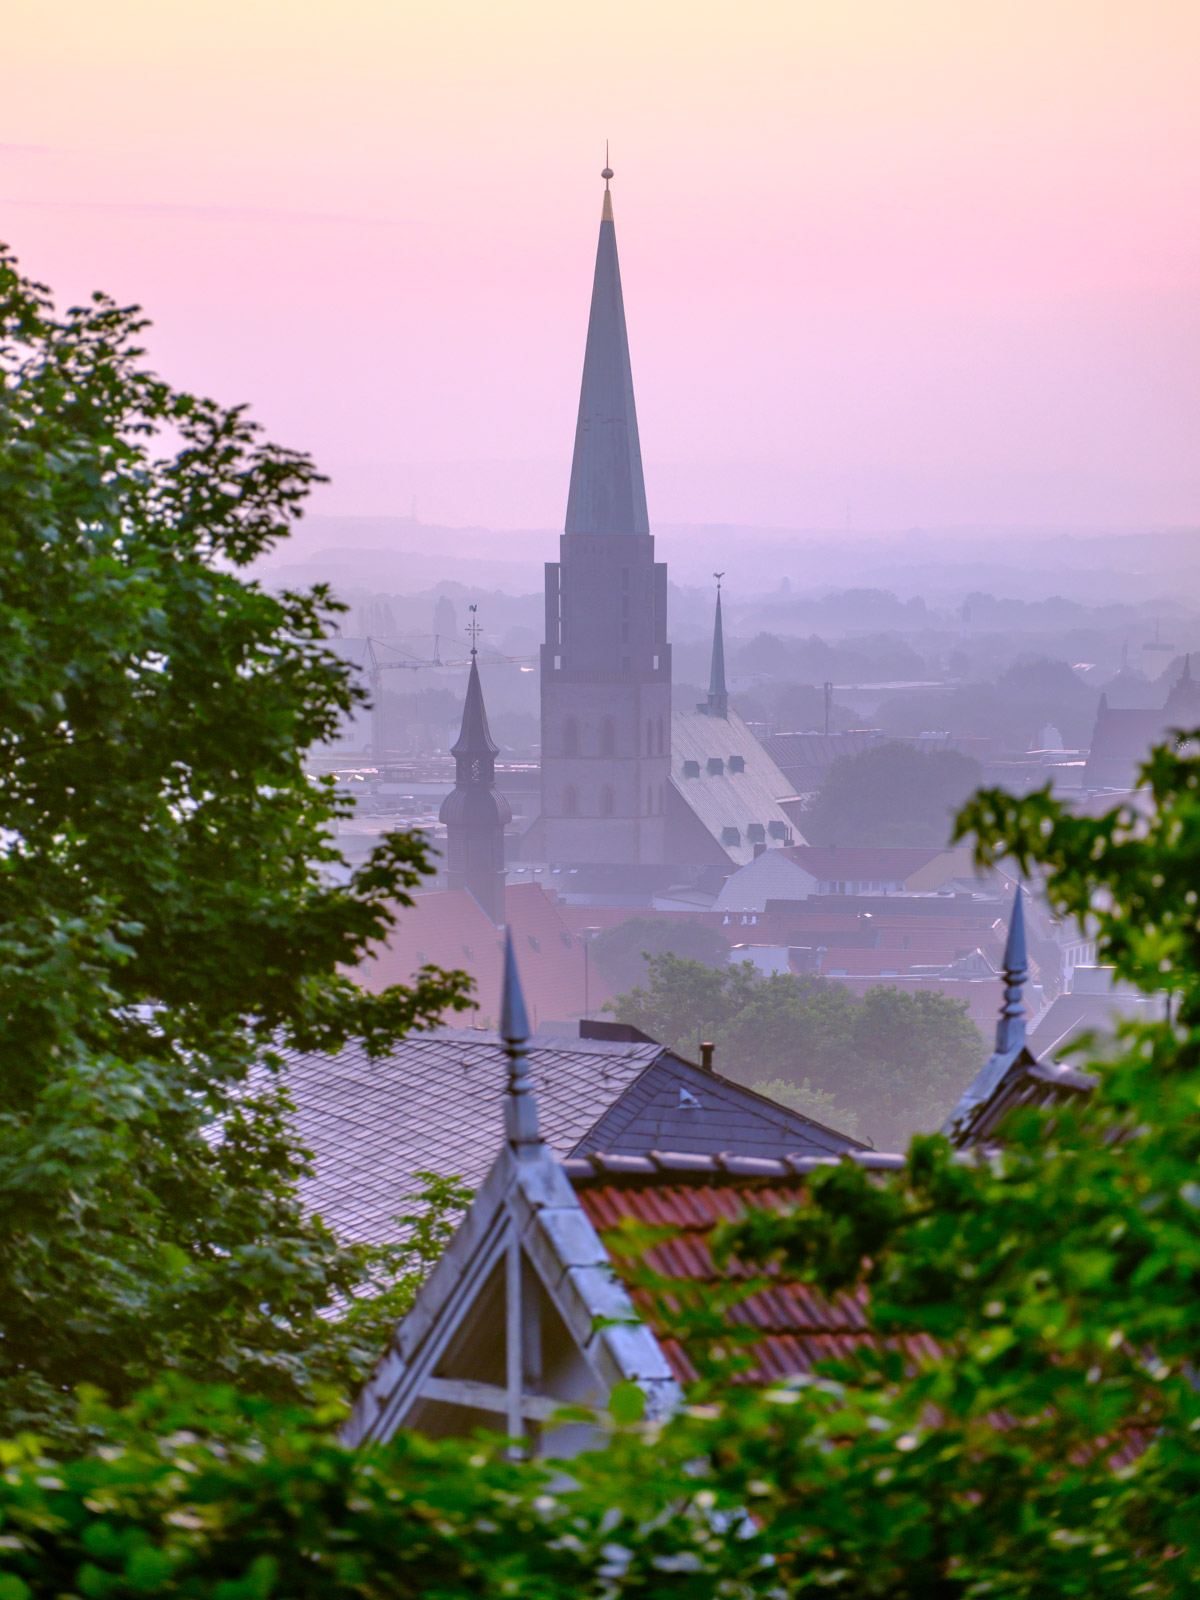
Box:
[4,1,1199,531]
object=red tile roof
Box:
[357,881,613,1030]
[569,1152,936,1384]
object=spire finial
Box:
[702,575,729,717]
[467,603,482,660]
[602,140,612,187]
[993,883,1029,1057]
[501,928,540,1155]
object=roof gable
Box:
[576,1052,865,1158]
[342,1140,679,1448]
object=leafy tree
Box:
[4,729,1200,1590]
[588,916,730,997]
[803,740,981,846]
[605,953,759,1057]
[0,248,470,1439]
[610,957,985,1146]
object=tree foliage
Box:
[0,249,471,1439]
[803,740,982,847]
[609,955,985,1146]
[588,916,731,997]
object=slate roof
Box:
[563,182,648,536]
[670,707,800,867]
[278,1030,865,1245]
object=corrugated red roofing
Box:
[574,1169,932,1384]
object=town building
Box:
[342,899,1085,1452]
[711,845,977,913]
[1082,656,1200,791]
[437,644,510,923]
[280,968,865,1251]
[536,166,672,866]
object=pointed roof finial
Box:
[501,928,540,1155]
[602,139,612,187]
[993,883,1029,1057]
[704,574,729,718]
[450,624,499,761]
[466,602,482,660]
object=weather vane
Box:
[467,603,482,657]
[602,139,612,188]
[714,571,725,592]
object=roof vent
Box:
[707,757,725,775]
[747,822,766,842]
[728,754,745,773]
[721,825,741,846]
[682,759,701,778]
[768,820,788,839]
[679,1086,702,1109]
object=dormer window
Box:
[707,757,724,775]
[682,759,700,778]
[728,755,745,773]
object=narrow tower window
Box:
[563,716,579,757]
[600,717,616,757]
[563,785,578,817]
[600,784,615,817]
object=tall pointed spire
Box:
[704,573,728,717]
[501,929,540,1156]
[564,160,649,536]
[993,883,1028,1058]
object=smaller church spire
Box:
[439,614,512,924]
[501,928,540,1156]
[993,883,1029,1058]
[701,573,729,717]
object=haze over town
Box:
[3,2,1200,1584]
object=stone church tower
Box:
[540,166,672,865]
[439,646,511,922]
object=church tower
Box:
[439,636,511,923]
[540,163,672,864]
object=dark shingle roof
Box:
[278,1032,864,1244]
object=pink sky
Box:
[4,0,1199,531]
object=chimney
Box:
[699,1041,715,1071]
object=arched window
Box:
[600,717,616,757]
[657,716,665,755]
[600,784,615,817]
[563,785,578,817]
[563,716,579,757]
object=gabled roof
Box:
[358,882,612,1030]
[670,707,800,867]
[566,1150,934,1385]
[783,845,948,882]
[278,1027,864,1246]
[943,886,1093,1146]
